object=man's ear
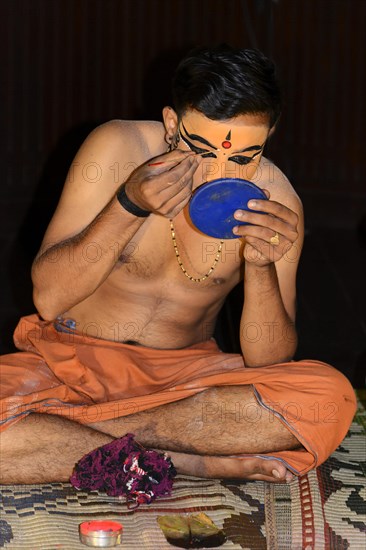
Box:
[162,106,179,142]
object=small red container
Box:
[79,521,123,547]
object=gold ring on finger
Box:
[270,232,280,246]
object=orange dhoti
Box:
[0,314,356,476]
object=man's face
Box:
[177,110,270,187]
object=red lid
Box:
[79,521,123,535]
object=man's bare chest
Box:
[112,213,244,291]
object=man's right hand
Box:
[123,150,200,218]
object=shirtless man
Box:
[0,46,356,485]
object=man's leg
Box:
[0,414,112,484]
[0,385,296,484]
[90,385,299,455]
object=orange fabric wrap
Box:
[0,315,356,475]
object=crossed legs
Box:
[0,385,299,484]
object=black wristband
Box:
[116,185,151,218]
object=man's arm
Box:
[235,190,304,367]
[32,121,198,320]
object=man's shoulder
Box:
[257,155,295,193]
[97,118,164,134]
[90,119,166,157]
[256,156,302,213]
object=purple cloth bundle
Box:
[70,433,177,508]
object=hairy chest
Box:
[113,216,243,291]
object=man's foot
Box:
[167,450,294,483]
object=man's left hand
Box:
[233,190,299,266]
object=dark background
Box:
[0,0,365,386]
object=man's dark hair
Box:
[172,45,281,127]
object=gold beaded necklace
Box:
[169,219,224,283]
